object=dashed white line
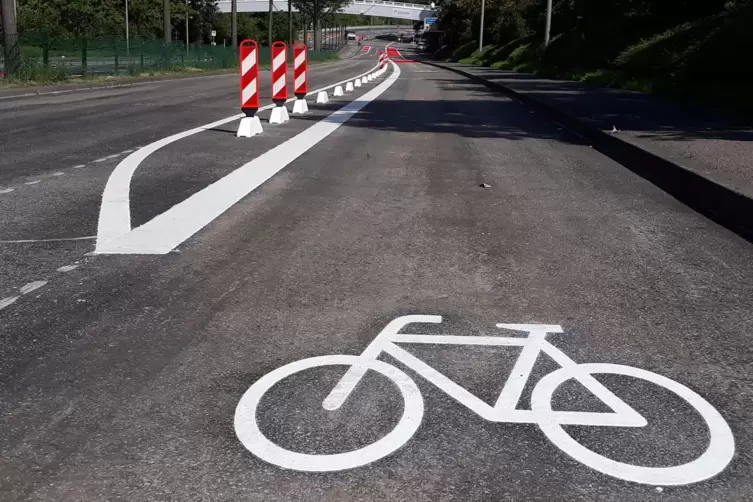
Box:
[0,296,20,310]
[19,280,48,295]
[52,172,65,176]
[0,188,14,194]
[121,149,136,155]
[57,265,80,273]
[93,157,110,163]
[25,180,41,185]
[73,165,86,169]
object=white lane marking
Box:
[57,264,80,273]
[96,114,244,245]
[25,180,41,185]
[0,188,14,194]
[95,61,401,254]
[52,172,65,176]
[73,165,86,169]
[120,150,135,155]
[0,296,20,310]
[19,280,48,295]
[0,236,95,244]
[95,63,381,250]
[94,157,109,163]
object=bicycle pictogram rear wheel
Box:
[234,355,424,472]
[530,363,735,486]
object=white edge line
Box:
[95,61,399,255]
[95,62,382,251]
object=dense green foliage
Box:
[11,0,381,46]
[438,0,753,96]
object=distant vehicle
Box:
[347,33,357,40]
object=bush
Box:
[507,42,542,67]
[679,2,753,82]
[490,35,538,64]
[15,58,69,82]
[450,41,477,62]
[614,15,723,79]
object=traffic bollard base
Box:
[334,86,344,96]
[345,82,354,92]
[269,105,290,124]
[237,116,263,138]
[316,91,329,104]
[354,78,362,88]
[292,98,309,115]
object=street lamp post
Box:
[544,0,553,46]
[479,0,485,51]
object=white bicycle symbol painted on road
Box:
[234,315,734,486]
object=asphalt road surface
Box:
[2,41,752,501]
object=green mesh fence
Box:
[2,32,340,82]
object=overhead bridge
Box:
[216,0,437,21]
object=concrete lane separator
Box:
[95,61,384,252]
[94,60,402,255]
[422,60,753,244]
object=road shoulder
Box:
[422,60,753,243]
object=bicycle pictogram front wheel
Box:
[234,355,424,472]
[531,363,735,486]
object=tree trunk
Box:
[268,0,273,48]
[1,0,20,75]
[288,0,293,44]
[231,0,237,48]
[163,0,171,43]
[313,17,321,51]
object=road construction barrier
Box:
[237,39,263,138]
[379,51,386,68]
[270,41,289,124]
[292,42,309,115]
[346,81,354,92]
[293,42,308,98]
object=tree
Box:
[291,0,348,49]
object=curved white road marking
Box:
[57,264,80,273]
[95,62,385,252]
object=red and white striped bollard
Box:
[237,39,263,137]
[292,42,309,114]
[270,41,290,124]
